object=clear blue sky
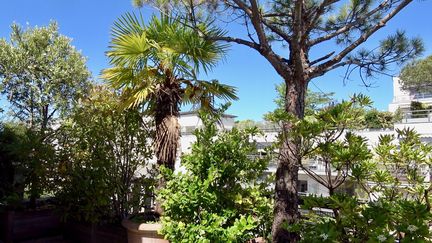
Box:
[1,0,431,121]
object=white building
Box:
[388,76,432,113]
[177,76,432,197]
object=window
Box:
[297,180,308,193]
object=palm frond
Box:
[182,79,238,115]
[111,12,145,39]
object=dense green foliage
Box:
[400,55,432,92]
[55,86,155,223]
[0,123,57,209]
[362,109,399,129]
[0,22,91,207]
[299,128,432,242]
[266,83,399,129]
[159,112,273,242]
[0,22,91,129]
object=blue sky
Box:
[1,0,431,121]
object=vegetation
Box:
[0,6,431,243]
[102,13,237,213]
[299,128,432,242]
[265,83,335,121]
[0,22,91,207]
[0,123,31,209]
[55,86,154,223]
[159,111,273,242]
[0,21,91,131]
[132,1,424,238]
[400,55,432,92]
[266,83,399,129]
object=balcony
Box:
[399,109,432,124]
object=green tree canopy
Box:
[400,55,432,92]
[0,22,91,131]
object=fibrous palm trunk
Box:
[153,78,181,215]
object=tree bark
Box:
[272,77,307,243]
[153,78,181,215]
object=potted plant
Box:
[121,212,168,243]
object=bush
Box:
[159,112,273,242]
[56,86,155,223]
[0,122,56,210]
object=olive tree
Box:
[0,22,91,206]
[0,22,91,133]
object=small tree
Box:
[102,13,237,214]
[0,22,91,132]
[300,128,432,242]
[56,85,154,223]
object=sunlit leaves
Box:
[0,22,91,127]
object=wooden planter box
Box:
[0,209,62,243]
[121,219,168,243]
[63,221,127,243]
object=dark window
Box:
[297,180,308,193]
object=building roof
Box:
[179,111,237,118]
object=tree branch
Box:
[308,0,392,46]
[311,0,412,78]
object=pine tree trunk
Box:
[272,78,307,243]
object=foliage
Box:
[0,21,91,206]
[0,122,56,209]
[56,85,155,223]
[400,55,432,92]
[0,21,91,130]
[297,128,432,242]
[102,13,237,186]
[159,111,273,242]
[271,94,373,196]
[362,109,397,129]
[265,83,335,121]
[410,101,432,118]
[411,101,430,111]
[135,1,424,240]
[234,119,260,130]
[267,83,398,129]
[0,123,29,208]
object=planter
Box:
[248,237,266,243]
[63,221,127,243]
[122,218,168,243]
[0,209,62,243]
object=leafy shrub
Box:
[0,122,56,210]
[297,128,432,242]
[159,112,273,242]
[56,86,155,223]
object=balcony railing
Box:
[399,109,432,123]
[413,93,432,99]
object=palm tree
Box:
[102,13,237,212]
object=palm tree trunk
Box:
[154,80,181,215]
